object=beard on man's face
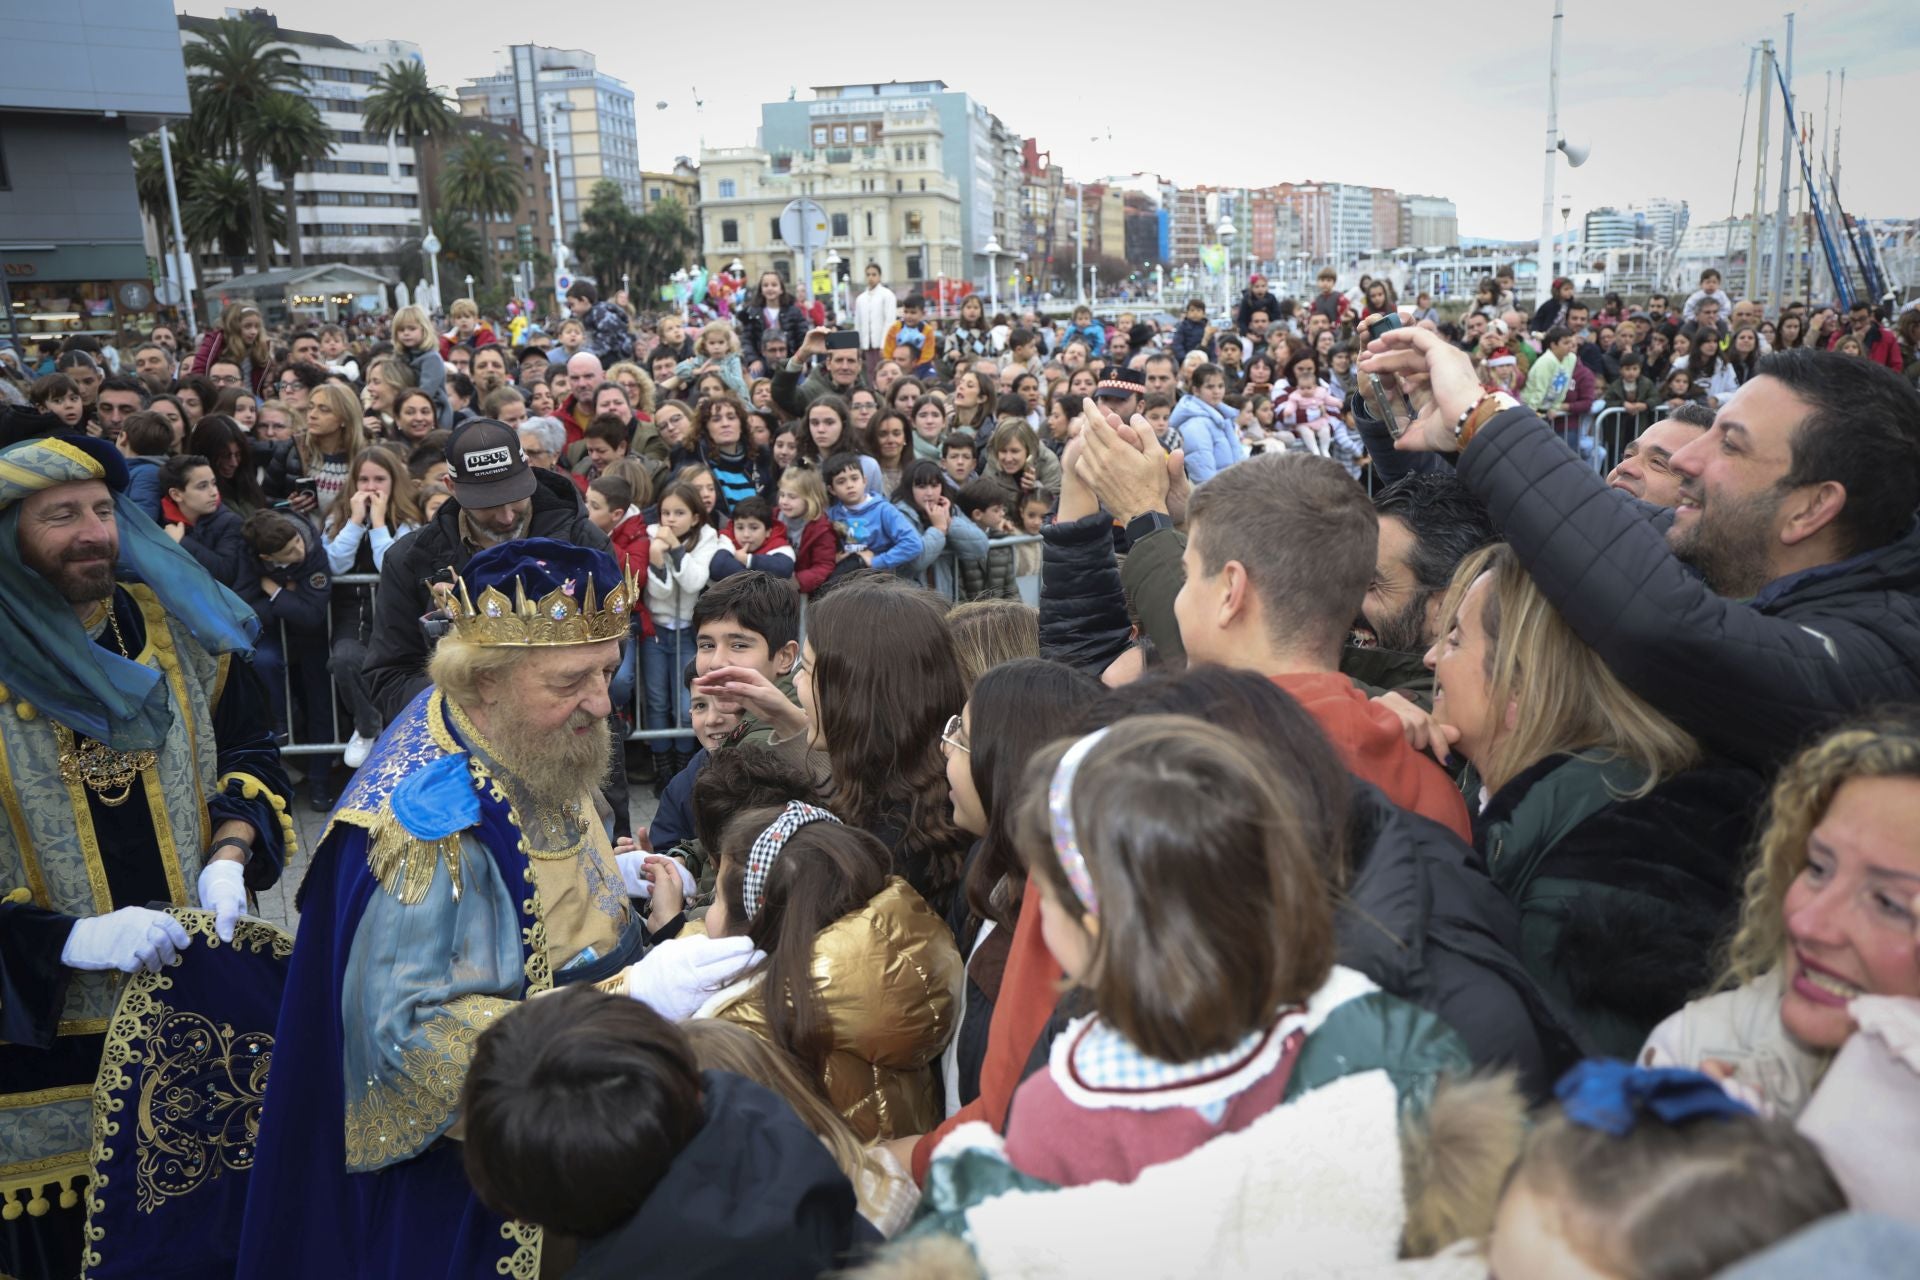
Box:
[488,705,611,806]
[1368,592,1432,655]
[1666,479,1782,599]
[27,540,118,605]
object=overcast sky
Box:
[233,0,1917,240]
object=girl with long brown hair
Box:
[187,304,273,395]
[699,576,970,915]
[322,445,422,572]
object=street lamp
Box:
[1218,216,1237,317]
[1536,0,1589,309]
[421,228,442,312]
[1153,263,1163,309]
[463,274,474,302]
[543,98,575,285]
[1558,195,1574,283]
[825,248,842,316]
[981,236,1003,314]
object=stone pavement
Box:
[249,757,664,939]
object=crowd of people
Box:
[2,257,1919,1280]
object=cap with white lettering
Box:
[447,418,537,507]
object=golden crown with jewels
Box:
[448,564,640,647]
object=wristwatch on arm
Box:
[1124,511,1175,543]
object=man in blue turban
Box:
[242,538,675,1279]
[0,434,293,1275]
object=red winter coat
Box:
[187,331,273,398]
[438,324,499,360]
[606,509,655,639]
[788,515,839,595]
[1829,325,1906,372]
[720,515,791,558]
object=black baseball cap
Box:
[447,419,536,506]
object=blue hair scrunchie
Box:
[1555,1058,1754,1138]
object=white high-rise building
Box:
[178,9,425,269]
[1583,206,1638,251]
[458,46,642,233]
[1636,197,1689,249]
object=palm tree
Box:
[183,163,285,263]
[181,15,302,272]
[247,93,334,270]
[362,60,457,233]
[428,213,487,285]
[440,131,523,287]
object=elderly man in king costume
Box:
[239,538,694,1278]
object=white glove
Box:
[197,859,248,943]
[61,907,192,974]
[619,935,763,1021]
[615,850,697,902]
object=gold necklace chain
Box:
[57,595,156,806]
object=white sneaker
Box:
[343,731,375,769]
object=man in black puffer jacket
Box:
[364,420,612,720]
[1362,335,1920,776]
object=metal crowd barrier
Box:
[272,539,1047,757]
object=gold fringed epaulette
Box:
[362,813,464,906]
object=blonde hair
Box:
[218,305,271,370]
[449,298,479,321]
[366,354,417,394]
[1438,543,1698,795]
[391,305,433,352]
[302,383,370,468]
[605,362,656,415]
[987,418,1040,471]
[257,397,301,431]
[945,599,1038,690]
[778,466,827,522]
[679,1020,898,1212]
[696,321,740,357]
[426,630,521,707]
[1721,707,1920,989]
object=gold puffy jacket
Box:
[712,877,962,1141]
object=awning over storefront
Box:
[207,264,396,324]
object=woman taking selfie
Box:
[1425,542,1763,1056]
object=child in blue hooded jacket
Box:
[824,450,923,571]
